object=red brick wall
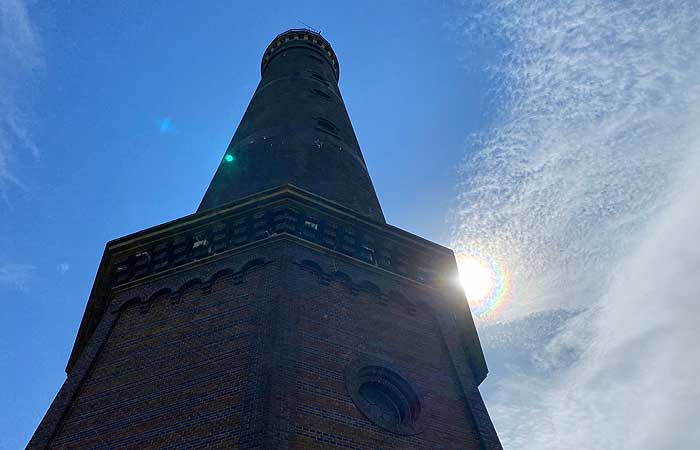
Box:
[279,245,483,449]
[50,255,277,449]
[42,238,490,449]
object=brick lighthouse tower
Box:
[28,30,502,449]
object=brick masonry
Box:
[28,231,502,449]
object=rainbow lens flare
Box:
[456,253,511,321]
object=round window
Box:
[345,361,423,435]
[359,382,402,426]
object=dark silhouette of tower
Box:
[28,30,502,450]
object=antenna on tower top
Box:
[297,20,321,34]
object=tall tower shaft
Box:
[28,30,502,450]
[200,31,384,222]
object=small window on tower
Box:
[309,71,326,82]
[316,118,340,136]
[311,88,332,100]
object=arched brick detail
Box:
[209,268,235,284]
[112,296,142,313]
[358,280,381,297]
[176,278,202,295]
[239,257,268,275]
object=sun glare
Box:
[457,254,495,304]
[455,252,511,320]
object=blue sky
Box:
[3,1,700,449]
[1,1,496,447]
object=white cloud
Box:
[0,262,36,290]
[57,262,70,274]
[0,0,42,196]
[452,1,700,448]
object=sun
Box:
[456,254,495,305]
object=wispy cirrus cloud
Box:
[0,0,42,196]
[0,262,36,290]
[452,1,700,448]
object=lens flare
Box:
[159,118,173,134]
[457,253,511,321]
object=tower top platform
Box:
[262,29,339,81]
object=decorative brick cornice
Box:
[65,186,471,376]
[110,187,451,291]
[261,29,339,81]
[111,258,271,314]
[295,258,423,317]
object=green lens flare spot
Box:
[224,154,234,162]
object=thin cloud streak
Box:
[0,0,42,196]
[452,1,700,448]
[0,262,36,290]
